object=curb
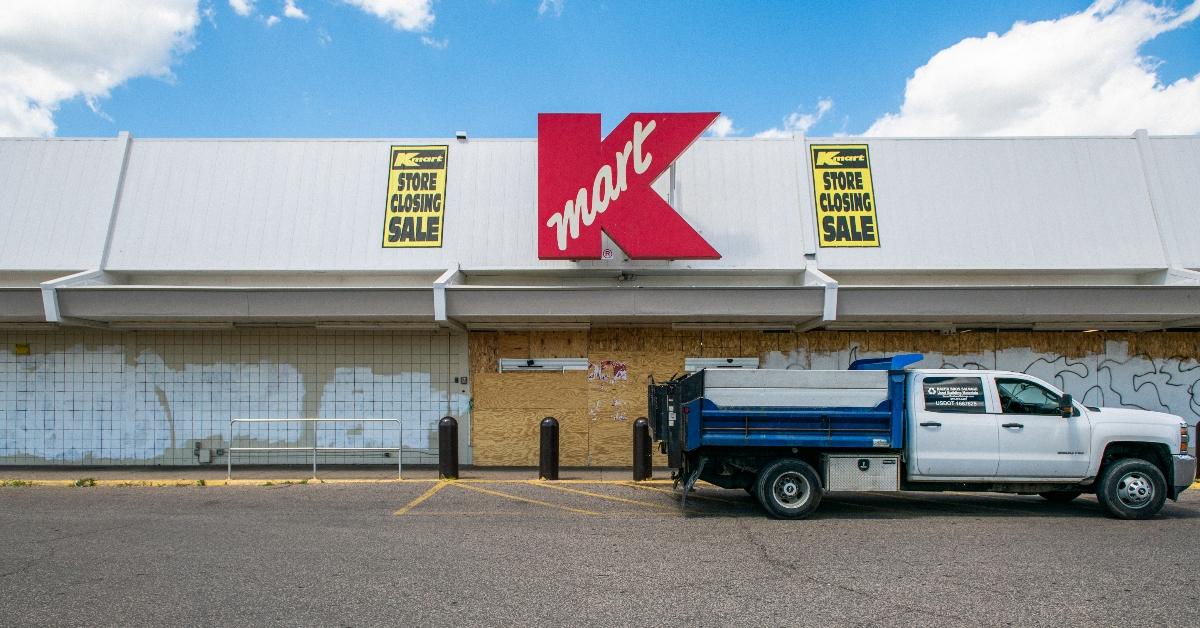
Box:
[0,478,678,488]
[4,478,1198,490]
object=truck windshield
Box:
[995,378,1061,415]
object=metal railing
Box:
[227,418,403,479]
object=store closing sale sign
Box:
[810,144,879,247]
[383,145,447,248]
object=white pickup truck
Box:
[651,355,1196,519]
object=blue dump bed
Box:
[651,355,920,463]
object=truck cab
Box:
[908,368,1193,516]
[650,356,1195,520]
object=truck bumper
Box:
[1172,454,1196,498]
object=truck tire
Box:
[1038,491,1083,503]
[755,458,823,519]
[1095,458,1167,520]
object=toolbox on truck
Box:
[822,454,900,492]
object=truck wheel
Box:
[1038,491,1082,503]
[755,459,822,519]
[1096,458,1167,520]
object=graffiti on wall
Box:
[760,339,1200,429]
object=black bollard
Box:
[438,416,459,480]
[633,417,652,481]
[539,416,560,480]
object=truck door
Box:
[992,377,1090,479]
[909,375,999,479]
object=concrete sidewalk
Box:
[4,465,1197,490]
[0,465,669,486]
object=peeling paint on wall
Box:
[588,360,628,383]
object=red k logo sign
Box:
[538,112,721,260]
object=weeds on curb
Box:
[0,479,32,487]
[73,478,97,487]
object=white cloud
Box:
[867,0,1200,136]
[317,28,333,46]
[755,99,833,138]
[283,0,308,20]
[539,0,565,17]
[0,0,200,137]
[420,35,449,50]
[265,14,280,27]
[707,114,738,138]
[229,0,254,16]
[343,0,434,31]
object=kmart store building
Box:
[1,113,1198,468]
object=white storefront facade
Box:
[1,118,1198,466]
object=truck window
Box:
[922,376,986,413]
[995,378,1060,415]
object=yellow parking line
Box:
[453,482,601,515]
[531,481,674,510]
[393,481,450,516]
[396,511,530,516]
[620,481,742,504]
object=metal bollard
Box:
[632,417,652,481]
[539,416,560,480]
[438,416,459,480]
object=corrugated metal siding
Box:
[810,137,1169,272]
[668,138,809,269]
[1147,137,1200,270]
[7,135,1188,275]
[105,138,808,272]
[107,139,460,272]
[0,138,123,272]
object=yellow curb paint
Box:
[393,481,450,516]
[452,482,601,515]
[0,477,678,488]
[530,481,674,510]
[619,481,742,505]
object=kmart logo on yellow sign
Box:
[383,145,447,248]
[810,144,879,248]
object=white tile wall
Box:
[0,330,470,466]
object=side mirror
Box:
[1059,393,1074,418]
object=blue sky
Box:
[5,1,1200,138]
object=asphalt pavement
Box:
[2,478,1198,627]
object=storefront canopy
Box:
[2,131,1197,330]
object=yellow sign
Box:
[810,144,879,247]
[383,145,447,248]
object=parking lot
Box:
[2,478,1198,626]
